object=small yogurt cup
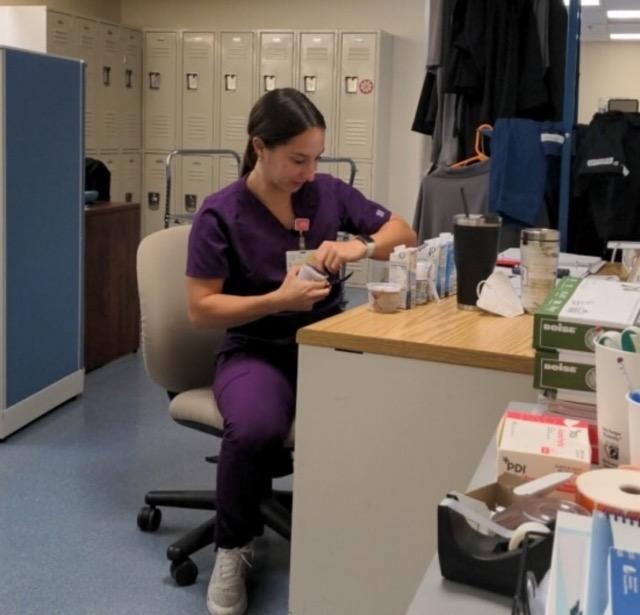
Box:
[367,282,401,313]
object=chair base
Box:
[138,487,292,586]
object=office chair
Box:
[136,224,293,586]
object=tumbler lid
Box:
[453,213,501,227]
[521,228,560,243]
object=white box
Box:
[497,410,592,494]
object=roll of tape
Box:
[508,521,551,552]
[576,468,640,519]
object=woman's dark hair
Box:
[242,88,326,175]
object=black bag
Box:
[85,158,111,202]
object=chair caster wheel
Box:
[137,505,162,532]
[171,558,198,586]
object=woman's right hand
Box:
[272,265,331,312]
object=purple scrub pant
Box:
[212,345,297,549]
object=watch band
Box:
[355,234,375,258]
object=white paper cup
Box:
[367,282,401,313]
[628,390,640,465]
[595,343,640,467]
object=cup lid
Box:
[453,213,502,227]
[521,228,560,242]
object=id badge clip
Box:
[294,218,310,250]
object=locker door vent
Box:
[149,114,172,140]
[306,47,330,61]
[185,45,211,61]
[185,116,209,142]
[347,47,371,62]
[264,46,287,61]
[223,116,246,142]
[149,42,172,59]
[344,120,368,146]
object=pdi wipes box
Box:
[497,411,591,491]
[533,277,640,353]
[533,350,596,405]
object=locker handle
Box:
[148,72,161,90]
[125,192,133,203]
[185,194,198,213]
[125,69,133,88]
[186,73,199,90]
[263,75,277,92]
[303,75,317,93]
[345,76,359,94]
[224,74,237,91]
[148,192,160,210]
[103,66,111,86]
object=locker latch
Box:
[186,73,199,90]
[304,76,317,93]
[345,76,359,94]
[148,72,161,90]
[225,74,237,91]
[103,66,111,87]
[125,69,133,89]
[263,75,277,92]
[148,192,160,210]
[125,192,133,203]
[185,194,198,213]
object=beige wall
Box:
[121,0,428,222]
[579,42,640,124]
[0,1,121,21]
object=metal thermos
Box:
[520,228,560,314]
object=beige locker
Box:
[219,157,242,190]
[120,153,141,204]
[46,10,76,58]
[181,32,215,150]
[258,31,295,98]
[298,32,336,155]
[218,32,255,159]
[143,153,174,237]
[338,32,378,161]
[338,160,373,199]
[143,31,179,151]
[181,156,216,216]
[100,153,121,203]
[121,28,142,151]
[98,23,121,151]
[76,17,100,152]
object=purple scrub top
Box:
[186,173,391,353]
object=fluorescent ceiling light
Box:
[610,33,640,40]
[608,10,640,20]
[563,0,600,6]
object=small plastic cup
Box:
[367,282,401,313]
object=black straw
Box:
[460,187,470,218]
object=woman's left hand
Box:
[312,239,367,274]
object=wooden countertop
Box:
[297,296,535,375]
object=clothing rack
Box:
[558,0,582,252]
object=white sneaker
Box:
[207,543,253,615]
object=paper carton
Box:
[497,410,592,494]
[533,277,640,353]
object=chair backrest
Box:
[137,224,224,393]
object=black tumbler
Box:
[453,214,502,309]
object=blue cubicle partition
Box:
[0,47,85,439]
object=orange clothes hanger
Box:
[450,123,493,169]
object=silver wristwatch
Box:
[354,234,375,258]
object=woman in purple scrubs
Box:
[186,88,416,615]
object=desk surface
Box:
[297,296,535,375]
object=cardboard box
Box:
[497,410,591,492]
[533,277,640,353]
[534,350,596,403]
[388,246,417,309]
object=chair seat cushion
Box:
[169,387,295,446]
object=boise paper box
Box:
[534,350,596,405]
[497,411,591,492]
[533,277,640,353]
